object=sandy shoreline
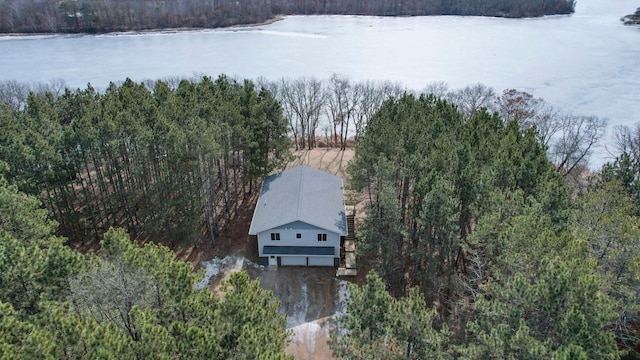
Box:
[0,15,285,38]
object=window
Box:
[317,233,327,242]
[270,232,280,241]
[296,233,302,239]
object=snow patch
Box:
[288,282,309,328]
[335,280,350,318]
[289,320,323,354]
[333,280,351,338]
[194,259,221,290]
[287,280,351,352]
[194,255,264,290]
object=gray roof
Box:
[249,165,347,236]
[263,246,335,256]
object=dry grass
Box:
[287,148,354,178]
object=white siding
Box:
[307,257,334,266]
[257,225,340,257]
[280,256,308,266]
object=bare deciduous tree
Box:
[496,89,561,147]
[448,83,496,119]
[422,81,450,99]
[550,113,607,176]
[279,77,325,150]
[326,73,359,150]
[0,80,30,109]
[495,88,605,177]
[496,88,543,123]
[256,77,302,148]
[611,124,640,162]
[352,80,390,142]
[496,89,560,146]
[380,80,405,100]
[69,258,153,340]
[0,79,67,109]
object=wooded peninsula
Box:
[2,74,640,358]
[0,0,576,34]
[621,7,640,25]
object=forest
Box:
[336,93,639,359]
[2,75,640,358]
[0,76,294,358]
[0,0,576,33]
[0,76,291,247]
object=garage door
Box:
[307,257,335,267]
[280,256,307,266]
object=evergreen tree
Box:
[460,203,619,359]
[0,76,291,248]
[332,272,450,359]
[574,179,640,354]
[0,175,290,358]
[348,94,566,307]
[0,168,83,314]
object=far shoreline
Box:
[0,7,578,38]
[0,15,286,38]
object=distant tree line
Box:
[0,76,290,247]
[273,0,575,17]
[0,0,575,34]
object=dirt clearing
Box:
[287,148,354,178]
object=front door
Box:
[268,256,277,266]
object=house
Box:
[249,165,347,267]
